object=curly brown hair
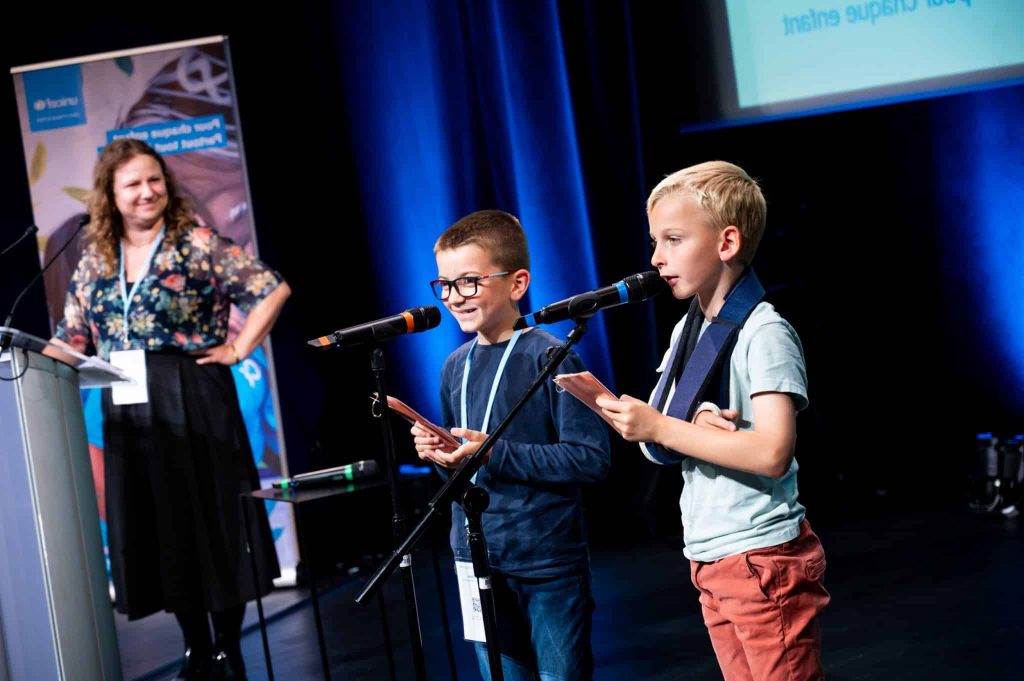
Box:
[87,138,196,275]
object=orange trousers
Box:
[690,521,830,681]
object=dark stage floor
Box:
[120,504,1024,680]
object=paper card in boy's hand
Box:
[552,371,618,427]
[371,392,462,450]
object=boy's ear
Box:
[510,268,530,301]
[719,225,742,263]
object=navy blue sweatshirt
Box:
[439,328,611,577]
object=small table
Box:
[241,471,452,681]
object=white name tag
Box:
[455,560,487,642]
[109,350,149,405]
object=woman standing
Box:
[55,138,289,680]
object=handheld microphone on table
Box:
[272,460,379,490]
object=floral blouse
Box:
[55,226,282,360]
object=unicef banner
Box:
[11,36,298,583]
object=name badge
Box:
[109,349,149,405]
[455,560,487,642]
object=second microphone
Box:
[514,271,666,330]
[308,305,442,347]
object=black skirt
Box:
[102,351,280,620]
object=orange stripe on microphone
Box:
[312,336,332,347]
[401,310,415,334]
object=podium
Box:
[0,328,129,681]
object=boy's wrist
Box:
[653,411,671,445]
[692,401,721,422]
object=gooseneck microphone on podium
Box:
[307,305,441,348]
[514,271,666,330]
[0,224,38,258]
[2,215,90,353]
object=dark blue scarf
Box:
[644,269,765,464]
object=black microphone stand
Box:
[1,215,87,355]
[356,311,594,681]
[369,343,427,681]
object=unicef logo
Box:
[33,99,46,112]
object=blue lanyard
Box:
[460,329,522,483]
[118,226,165,344]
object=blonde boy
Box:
[598,162,829,681]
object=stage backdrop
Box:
[10,36,298,584]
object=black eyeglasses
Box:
[430,272,510,300]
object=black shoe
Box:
[175,646,212,680]
[210,603,247,680]
[209,647,247,681]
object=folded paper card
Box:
[371,392,462,450]
[552,371,618,428]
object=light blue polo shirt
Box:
[641,302,809,561]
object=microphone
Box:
[2,214,90,340]
[514,271,666,330]
[272,459,379,489]
[307,305,441,348]
[0,224,39,258]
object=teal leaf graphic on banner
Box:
[114,57,133,76]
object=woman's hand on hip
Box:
[191,343,241,366]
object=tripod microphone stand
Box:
[307,305,442,679]
[370,344,427,681]
[356,315,593,681]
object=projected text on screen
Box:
[725,0,1024,111]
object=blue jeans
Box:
[474,571,594,681]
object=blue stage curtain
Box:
[329,0,652,418]
[933,85,1024,410]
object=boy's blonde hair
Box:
[434,209,530,271]
[647,161,766,265]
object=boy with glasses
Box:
[412,209,610,681]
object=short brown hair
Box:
[434,210,530,271]
[647,161,767,265]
